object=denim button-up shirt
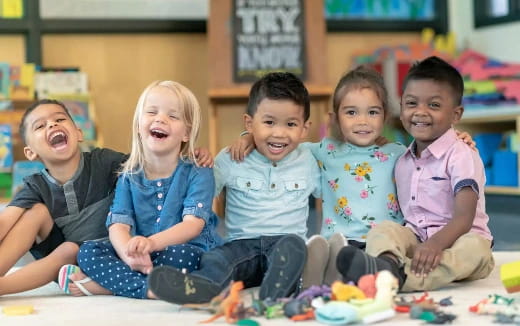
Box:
[106,159,221,251]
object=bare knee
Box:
[51,242,80,265]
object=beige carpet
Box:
[1,251,519,326]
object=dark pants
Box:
[192,235,298,291]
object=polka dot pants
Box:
[78,240,203,299]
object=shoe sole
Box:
[148,266,220,304]
[259,235,307,300]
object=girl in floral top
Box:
[229,66,472,288]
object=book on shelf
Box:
[11,160,45,196]
[0,124,13,172]
[36,71,88,98]
[47,93,96,141]
[0,63,9,100]
[10,63,35,101]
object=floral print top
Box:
[303,138,406,242]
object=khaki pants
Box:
[366,221,495,292]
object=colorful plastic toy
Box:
[500,261,520,293]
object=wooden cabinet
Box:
[458,105,520,195]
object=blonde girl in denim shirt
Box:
[62,80,220,298]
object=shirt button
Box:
[157,193,163,199]
[416,167,421,171]
[157,181,162,187]
[197,203,203,208]
[271,183,275,189]
[272,162,277,167]
[157,205,162,211]
[156,218,160,223]
[412,196,415,200]
[294,183,299,189]
[246,181,251,187]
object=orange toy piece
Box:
[291,309,315,321]
[200,281,244,324]
[358,274,377,298]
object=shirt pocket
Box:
[424,177,452,217]
[284,178,308,200]
[232,176,265,198]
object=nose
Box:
[272,125,286,137]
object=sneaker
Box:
[148,266,221,304]
[259,234,307,300]
[323,232,348,285]
[336,246,406,289]
[302,235,329,289]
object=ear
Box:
[23,146,39,161]
[452,105,464,124]
[301,120,311,139]
[244,114,253,133]
[76,127,84,143]
[182,128,190,143]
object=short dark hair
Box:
[402,56,464,105]
[19,99,74,144]
[246,72,310,121]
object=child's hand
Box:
[410,240,443,277]
[455,129,477,151]
[125,235,153,256]
[195,147,214,167]
[122,253,153,274]
[374,136,389,146]
[226,133,255,162]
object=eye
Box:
[263,120,274,126]
[345,110,356,116]
[287,122,298,127]
[429,102,441,109]
[56,118,66,123]
[369,109,381,116]
[404,100,416,107]
[34,124,44,130]
[169,114,180,120]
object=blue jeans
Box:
[192,235,297,291]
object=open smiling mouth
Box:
[48,131,68,149]
[268,142,287,151]
[151,129,169,139]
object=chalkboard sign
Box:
[232,0,306,83]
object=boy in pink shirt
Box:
[336,56,494,291]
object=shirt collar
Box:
[405,128,458,159]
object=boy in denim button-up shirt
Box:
[149,72,321,304]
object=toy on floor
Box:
[315,270,398,324]
[181,281,245,324]
[501,261,520,293]
[2,305,34,316]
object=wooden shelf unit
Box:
[460,105,520,195]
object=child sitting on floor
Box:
[148,72,321,304]
[336,56,494,292]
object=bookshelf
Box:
[459,105,520,195]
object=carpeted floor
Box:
[1,251,519,326]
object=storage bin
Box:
[492,150,518,187]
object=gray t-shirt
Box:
[9,148,127,243]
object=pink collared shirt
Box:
[395,128,492,242]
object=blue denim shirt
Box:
[106,159,221,251]
[214,147,321,241]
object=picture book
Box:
[11,160,45,195]
[0,124,13,172]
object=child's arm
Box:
[194,147,214,168]
[227,133,255,162]
[411,187,477,277]
[147,216,205,251]
[109,223,153,274]
[455,129,476,150]
[0,206,26,241]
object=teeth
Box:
[269,143,286,149]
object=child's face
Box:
[139,86,189,158]
[23,103,83,163]
[245,98,310,162]
[335,88,385,147]
[400,79,463,152]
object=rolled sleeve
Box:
[214,150,230,197]
[449,145,484,197]
[106,175,136,229]
[182,166,216,223]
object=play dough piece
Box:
[2,305,34,316]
